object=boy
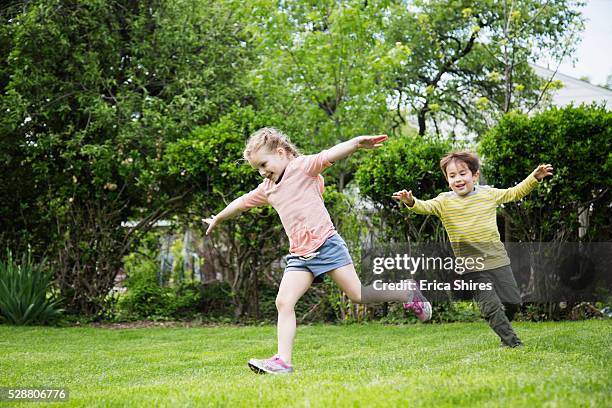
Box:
[392,151,553,347]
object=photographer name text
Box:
[372,279,492,291]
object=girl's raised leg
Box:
[328,263,431,320]
[327,263,363,302]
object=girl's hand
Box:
[202,216,218,235]
[355,134,388,149]
[534,164,554,181]
[391,189,415,207]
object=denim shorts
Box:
[285,233,353,283]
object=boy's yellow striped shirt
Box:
[406,171,540,272]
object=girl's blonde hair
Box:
[243,127,300,163]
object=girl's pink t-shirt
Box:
[240,150,336,256]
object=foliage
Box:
[375,301,481,324]
[480,104,611,304]
[165,106,287,318]
[164,106,269,207]
[514,302,610,322]
[245,0,398,189]
[117,283,201,321]
[0,0,595,320]
[0,249,63,325]
[117,282,173,320]
[355,133,455,243]
[117,248,201,320]
[246,0,394,141]
[430,301,481,323]
[196,281,235,318]
[385,0,584,136]
[479,104,611,242]
[0,0,251,313]
[244,0,584,142]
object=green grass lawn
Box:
[1,320,610,407]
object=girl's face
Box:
[445,159,479,196]
[249,147,292,183]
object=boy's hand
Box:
[355,134,388,149]
[391,189,415,207]
[534,164,554,181]
[202,216,218,235]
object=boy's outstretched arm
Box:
[326,135,388,163]
[392,189,416,207]
[392,189,443,216]
[533,164,554,181]
[202,197,247,235]
[493,163,554,204]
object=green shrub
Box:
[0,250,63,325]
[480,103,611,241]
[118,249,166,319]
[117,281,169,320]
[117,249,203,320]
[479,105,611,318]
[355,134,455,243]
[196,281,235,318]
[430,301,481,323]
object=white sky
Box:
[538,0,612,86]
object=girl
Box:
[203,127,431,374]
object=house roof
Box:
[530,64,612,107]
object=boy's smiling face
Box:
[445,159,479,196]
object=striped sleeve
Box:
[489,171,541,205]
[405,194,445,217]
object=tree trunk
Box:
[418,109,427,136]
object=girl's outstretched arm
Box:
[326,134,387,163]
[204,182,269,235]
[202,197,246,235]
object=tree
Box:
[245,0,400,189]
[385,0,584,136]
[0,0,251,313]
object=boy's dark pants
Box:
[466,265,522,346]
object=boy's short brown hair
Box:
[439,151,480,178]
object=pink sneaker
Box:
[403,283,432,322]
[248,355,294,374]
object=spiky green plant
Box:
[0,250,63,325]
